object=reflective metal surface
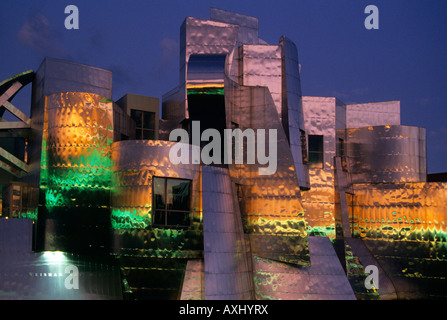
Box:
[202,166,253,299]
[180,259,204,300]
[280,36,310,189]
[351,182,447,241]
[301,96,340,238]
[239,44,282,115]
[345,238,397,300]
[362,239,447,299]
[0,219,121,300]
[163,8,314,298]
[2,7,446,301]
[37,92,114,252]
[225,80,310,266]
[26,58,113,199]
[110,140,202,299]
[35,57,113,99]
[163,8,311,267]
[2,182,38,219]
[346,125,427,183]
[346,101,400,129]
[210,7,264,46]
[349,182,447,298]
[0,71,34,188]
[110,140,202,258]
[252,236,356,300]
[181,17,239,90]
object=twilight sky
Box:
[1,0,446,173]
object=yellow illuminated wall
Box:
[41,92,113,209]
[110,140,203,259]
[351,182,447,244]
[38,92,114,251]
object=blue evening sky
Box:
[1,0,446,173]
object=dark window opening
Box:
[153,177,192,228]
[337,138,344,157]
[337,138,347,171]
[131,109,156,140]
[300,130,308,165]
[308,135,324,169]
[187,90,226,164]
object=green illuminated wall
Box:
[37,92,114,252]
[110,140,203,259]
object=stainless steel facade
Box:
[202,165,253,299]
[37,92,114,252]
[346,101,400,129]
[162,9,309,193]
[224,80,310,267]
[110,140,203,299]
[27,57,113,190]
[1,7,446,300]
[280,36,310,189]
[301,93,446,299]
[346,125,427,183]
[351,182,447,241]
[252,236,356,300]
[0,219,121,299]
[301,96,342,238]
[110,140,202,257]
[33,57,113,99]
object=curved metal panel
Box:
[351,180,447,299]
[351,182,447,242]
[252,236,356,300]
[225,78,310,267]
[39,57,113,99]
[239,44,282,115]
[210,8,260,45]
[42,92,113,208]
[187,54,226,84]
[110,140,202,259]
[38,92,113,252]
[180,259,204,300]
[202,166,253,299]
[346,101,400,129]
[110,140,202,299]
[346,125,426,183]
[182,17,239,86]
[27,58,113,201]
[280,36,310,189]
[0,213,121,300]
[301,97,338,238]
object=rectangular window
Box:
[131,109,156,140]
[300,130,308,165]
[308,135,324,169]
[337,138,344,157]
[337,138,348,171]
[153,177,192,228]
